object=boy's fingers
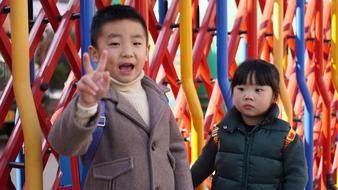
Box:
[97,50,108,72]
[83,53,94,74]
[79,76,99,92]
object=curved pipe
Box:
[273,0,293,123]
[10,1,43,189]
[295,1,314,189]
[180,0,204,165]
[216,0,233,109]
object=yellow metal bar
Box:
[331,1,338,186]
[273,0,293,123]
[10,1,43,189]
[180,2,204,189]
[179,0,203,166]
[332,0,338,92]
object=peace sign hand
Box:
[77,51,110,107]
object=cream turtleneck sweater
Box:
[75,71,150,128]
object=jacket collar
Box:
[218,103,279,133]
[102,76,169,133]
[102,76,169,103]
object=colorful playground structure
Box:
[0,0,337,189]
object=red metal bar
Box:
[148,0,159,41]
[29,9,48,63]
[95,0,112,9]
[228,0,246,78]
[40,0,82,79]
[192,0,215,76]
[314,1,332,188]
[257,0,273,55]
[0,78,14,128]
[247,0,257,58]
[134,0,149,75]
[149,0,179,79]
[0,28,12,69]
[282,0,296,52]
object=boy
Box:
[48,5,193,190]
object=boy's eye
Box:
[109,42,120,46]
[133,42,142,46]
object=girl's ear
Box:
[272,94,278,103]
[88,46,99,63]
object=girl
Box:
[191,59,307,190]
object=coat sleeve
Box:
[48,96,99,156]
[190,136,217,188]
[168,111,194,190]
[282,134,308,190]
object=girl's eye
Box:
[255,88,263,93]
[237,87,244,91]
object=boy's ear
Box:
[88,45,99,63]
[146,44,150,61]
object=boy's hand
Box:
[77,51,110,107]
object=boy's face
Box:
[89,19,148,83]
[232,76,274,125]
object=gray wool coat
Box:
[48,76,193,190]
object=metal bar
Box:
[247,0,257,58]
[11,1,43,189]
[217,0,232,109]
[296,1,314,189]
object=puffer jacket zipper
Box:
[242,134,250,190]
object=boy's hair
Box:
[90,5,148,47]
[231,59,280,100]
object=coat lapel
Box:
[103,87,149,133]
[142,77,168,132]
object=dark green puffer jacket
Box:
[191,104,307,190]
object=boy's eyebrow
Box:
[131,34,145,39]
[107,33,121,38]
[106,33,145,40]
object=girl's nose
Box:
[243,93,253,100]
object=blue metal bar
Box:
[15,150,24,189]
[79,0,95,185]
[81,0,95,69]
[59,0,95,187]
[158,0,165,25]
[216,0,233,109]
[295,1,314,189]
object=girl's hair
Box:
[231,59,280,100]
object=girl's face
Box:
[232,76,275,126]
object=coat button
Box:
[151,142,156,151]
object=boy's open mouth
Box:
[119,63,134,73]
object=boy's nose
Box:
[121,46,133,57]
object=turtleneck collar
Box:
[110,71,144,92]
